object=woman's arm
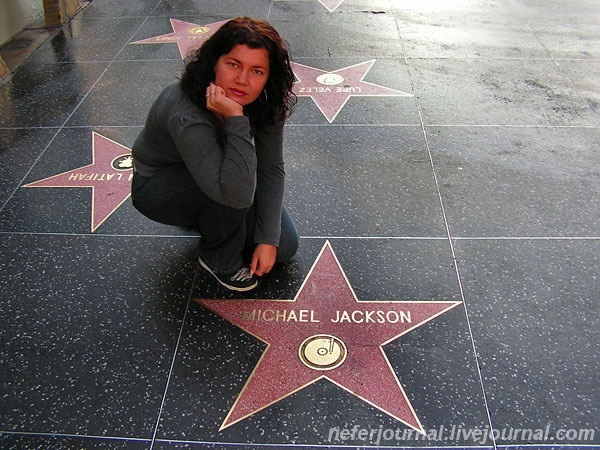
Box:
[253,122,285,246]
[169,93,258,209]
[250,122,286,276]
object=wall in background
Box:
[0,0,44,46]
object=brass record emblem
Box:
[298,334,347,371]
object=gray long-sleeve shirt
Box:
[132,82,285,246]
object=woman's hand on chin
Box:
[206,82,244,118]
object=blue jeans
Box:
[131,164,299,273]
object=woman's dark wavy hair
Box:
[180,17,296,128]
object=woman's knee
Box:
[278,234,299,262]
[277,208,299,262]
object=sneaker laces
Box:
[230,266,253,282]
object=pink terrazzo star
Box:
[24,132,133,233]
[319,0,345,12]
[130,18,229,59]
[197,241,461,431]
[292,60,413,123]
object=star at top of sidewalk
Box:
[292,60,413,123]
[319,0,345,11]
[197,241,461,431]
[23,132,133,233]
[130,18,229,59]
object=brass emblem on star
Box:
[190,26,209,35]
[299,334,347,370]
[111,154,134,171]
[316,73,345,86]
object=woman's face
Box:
[214,44,270,106]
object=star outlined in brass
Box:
[130,18,229,59]
[319,0,345,11]
[23,132,133,233]
[292,60,413,123]
[197,241,461,432]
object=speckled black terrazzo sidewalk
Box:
[0,0,598,449]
